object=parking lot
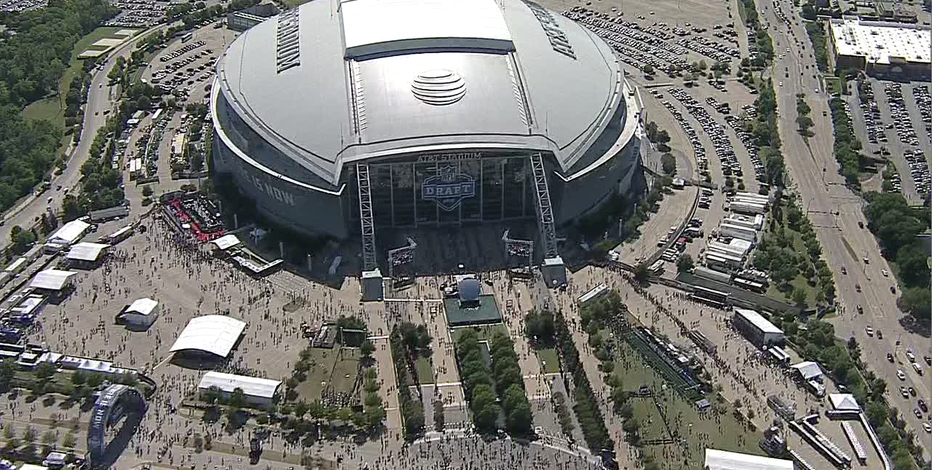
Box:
[849,78,931,203]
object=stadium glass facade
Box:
[348,153,539,228]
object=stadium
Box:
[210,0,645,282]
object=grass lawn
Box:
[611,341,761,468]
[294,347,361,402]
[22,27,122,128]
[824,76,842,96]
[415,356,434,384]
[451,323,507,342]
[536,348,560,374]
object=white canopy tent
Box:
[198,371,282,406]
[29,269,77,291]
[170,315,246,358]
[48,220,90,246]
[66,242,111,262]
[704,449,796,470]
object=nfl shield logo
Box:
[422,165,476,211]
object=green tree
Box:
[228,387,247,409]
[676,254,694,272]
[10,225,36,254]
[641,63,654,75]
[660,153,676,175]
[0,360,15,390]
[791,287,807,306]
[360,340,375,359]
[35,362,56,382]
[898,287,931,322]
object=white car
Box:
[881,269,889,277]
[907,350,916,362]
[897,370,906,380]
[923,423,931,433]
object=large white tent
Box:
[704,449,796,470]
[198,371,282,406]
[66,242,111,263]
[29,269,77,292]
[48,220,90,246]
[170,315,246,358]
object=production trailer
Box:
[708,241,748,259]
[729,201,767,215]
[732,196,770,208]
[719,223,757,242]
[735,192,770,204]
[693,266,733,284]
[725,214,764,230]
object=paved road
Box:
[0,27,160,239]
[759,0,931,456]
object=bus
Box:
[181,33,193,43]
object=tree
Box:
[898,287,931,322]
[896,242,930,288]
[660,153,676,175]
[633,263,650,283]
[791,287,807,306]
[10,225,36,254]
[0,360,15,390]
[641,63,654,75]
[228,387,247,409]
[23,426,37,444]
[41,430,57,447]
[506,402,532,433]
[474,403,501,431]
[35,362,56,382]
[142,185,154,197]
[676,254,694,272]
[62,431,77,449]
[360,340,375,359]
[86,373,105,389]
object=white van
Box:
[913,363,923,375]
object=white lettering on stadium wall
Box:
[242,167,297,207]
[523,0,576,59]
[416,152,482,164]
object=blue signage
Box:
[421,165,476,211]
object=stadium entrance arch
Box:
[87,384,148,468]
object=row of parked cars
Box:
[105,0,170,27]
[668,88,741,179]
[0,0,45,12]
[564,11,688,75]
[884,82,923,148]
[912,85,931,134]
[659,95,708,175]
[159,40,208,63]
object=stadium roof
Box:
[791,361,823,380]
[216,0,624,185]
[705,449,795,470]
[734,308,782,335]
[49,220,90,245]
[829,393,861,412]
[341,0,514,58]
[830,18,930,65]
[170,315,246,358]
[212,234,241,251]
[29,270,77,291]
[66,242,110,262]
[126,298,159,316]
[198,371,282,399]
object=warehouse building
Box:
[733,308,784,346]
[829,17,930,78]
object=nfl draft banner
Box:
[422,165,477,211]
